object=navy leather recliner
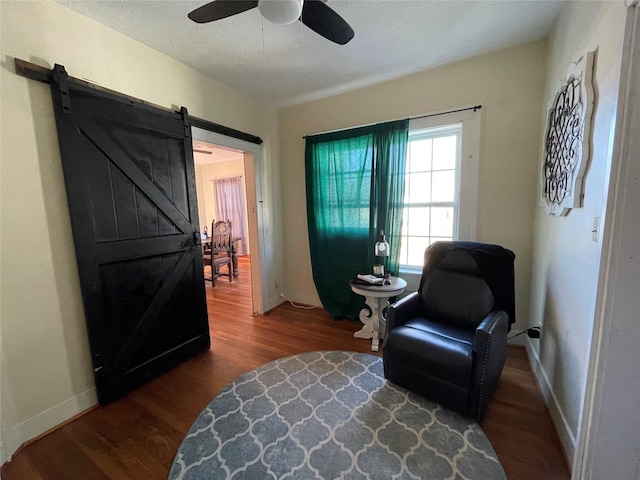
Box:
[383,241,516,422]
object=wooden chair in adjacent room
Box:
[202,220,233,287]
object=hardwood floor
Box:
[2,256,569,479]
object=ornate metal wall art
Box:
[542,51,595,216]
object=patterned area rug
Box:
[169,351,505,479]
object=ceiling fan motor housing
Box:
[258,0,304,25]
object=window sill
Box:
[399,267,422,275]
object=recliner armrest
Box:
[387,292,421,331]
[471,309,509,421]
[475,310,509,344]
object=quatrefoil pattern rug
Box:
[169,351,505,479]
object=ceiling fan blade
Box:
[188,0,259,24]
[301,0,354,45]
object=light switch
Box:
[592,217,600,242]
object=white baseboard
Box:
[525,339,576,468]
[1,388,97,465]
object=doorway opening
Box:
[191,127,267,315]
[193,139,253,308]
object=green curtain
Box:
[305,119,408,320]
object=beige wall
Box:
[279,41,547,335]
[0,0,280,463]
[527,0,626,465]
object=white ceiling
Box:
[193,139,244,165]
[56,0,565,107]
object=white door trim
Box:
[192,127,268,314]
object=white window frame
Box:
[399,108,481,279]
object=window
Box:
[399,125,460,267]
[310,135,374,234]
[327,149,373,232]
[399,109,480,271]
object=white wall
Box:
[526,0,627,466]
[0,0,281,464]
[279,41,547,334]
[576,5,640,478]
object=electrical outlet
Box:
[527,326,542,339]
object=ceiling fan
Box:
[188,0,355,45]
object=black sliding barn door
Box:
[50,65,210,404]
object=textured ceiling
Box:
[56,0,564,107]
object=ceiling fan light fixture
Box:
[258,0,303,25]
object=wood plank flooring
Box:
[2,256,569,479]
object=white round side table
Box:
[350,276,407,351]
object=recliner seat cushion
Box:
[403,318,476,346]
[385,319,474,389]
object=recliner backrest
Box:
[420,250,494,329]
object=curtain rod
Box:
[209,175,243,181]
[303,104,482,139]
[412,104,482,121]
